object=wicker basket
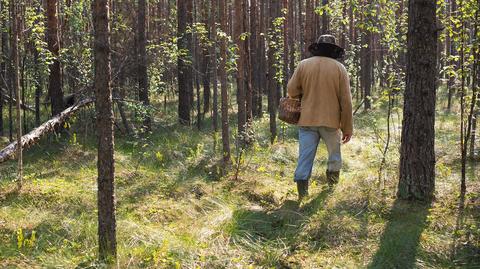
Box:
[278,97,301,124]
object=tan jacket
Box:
[287,56,353,134]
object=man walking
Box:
[287,35,353,200]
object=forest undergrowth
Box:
[0,98,479,268]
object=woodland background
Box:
[0,0,479,268]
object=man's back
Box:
[287,56,353,135]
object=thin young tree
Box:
[234,0,247,144]
[92,0,117,262]
[0,0,4,137]
[267,0,279,143]
[398,0,438,201]
[210,0,219,133]
[244,0,253,128]
[219,0,231,165]
[10,0,22,189]
[138,0,151,130]
[46,0,64,116]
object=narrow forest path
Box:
[0,109,478,268]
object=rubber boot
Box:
[297,180,309,201]
[326,170,340,185]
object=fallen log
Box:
[0,98,94,164]
[1,93,35,112]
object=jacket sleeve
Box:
[287,63,303,98]
[339,65,353,135]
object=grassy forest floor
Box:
[0,99,479,268]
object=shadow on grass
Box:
[228,185,335,243]
[450,186,480,268]
[367,199,431,269]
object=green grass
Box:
[0,100,479,268]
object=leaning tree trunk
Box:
[398,0,438,201]
[0,99,93,164]
[138,0,151,130]
[46,0,64,116]
[92,0,117,263]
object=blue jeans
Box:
[294,126,342,182]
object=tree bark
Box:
[92,0,117,262]
[0,0,5,137]
[398,0,437,201]
[46,0,64,116]
[177,0,194,125]
[446,0,456,111]
[267,1,278,144]
[250,0,261,118]
[210,0,219,132]
[361,30,372,110]
[322,0,329,34]
[138,0,151,130]
[244,0,253,128]
[33,47,42,127]
[234,0,246,143]
[299,0,305,59]
[202,0,211,116]
[11,0,22,188]
[219,0,231,165]
[305,0,315,56]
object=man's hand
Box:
[342,133,352,144]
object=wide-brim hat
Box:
[308,34,345,59]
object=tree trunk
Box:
[0,99,93,164]
[446,0,456,111]
[210,1,218,133]
[361,30,372,110]
[244,0,253,129]
[234,0,246,144]
[210,0,219,132]
[267,1,278,144]
[202,0,211,116]
[340,0,347,48]
[11,0,22,188]
[282,0,289,98]
[305,0,315,56]
[398,0,437,201]
[33,46,42,127]
[177,0,193,125]
[92,0,117,262]
[219,0,231,165]
[257,0,266,117]
[250,0,261,118]
[299,0,305,59]
[46,0,64,116]
[322,0,329,34]
[0,0,5,137]
[138,0,151,130]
